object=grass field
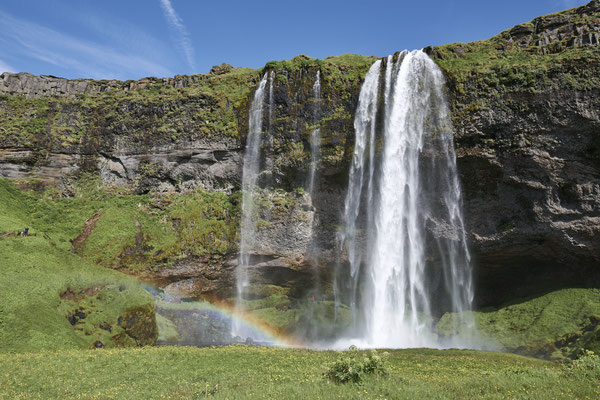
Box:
[0,346,598,400]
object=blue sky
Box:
[0,0,590,80]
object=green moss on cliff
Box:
[0,95,50,147]
[435,41,600,94]
[0,177,240,273]
[255,53,376,189]
[0,66,261,151]
[159,189,240,259]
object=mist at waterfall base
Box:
[144,284,296,348]
[229,50,477,350]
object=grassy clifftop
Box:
[432,0,600,118]
[0,53,375,152]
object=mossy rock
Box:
[245,284,289,299]
[120,304,158,346]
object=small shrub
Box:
[323,347,389,384]
[564,350,600,380]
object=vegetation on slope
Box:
[1,346,598,399]
[437,288,600,360]
[0,179,158,351]
[0,177,240,273]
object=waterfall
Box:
[307,69,321,196]
[337,50,473,348]
[336,59,381,322]
[233,72,269,338]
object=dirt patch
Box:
[0,232,16,239]
[60,289,76,301]
[15,179,47,194]
[85,286,102,297]
[70,209,103,252]
[60,285,106,301]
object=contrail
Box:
[159,0,196,71]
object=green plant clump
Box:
[323,346,389,384]
[564,350,600,381]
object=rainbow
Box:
[143,283,304,348]
[202,300,305,348]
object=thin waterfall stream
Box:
[233,73,270,339]
[307,69,321,197]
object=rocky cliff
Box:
[434,0,600,305]
[1,2,599,311]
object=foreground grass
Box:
[0,346,597,400]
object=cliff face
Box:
[434,0,600,305]
[1,2,599,308]
[0,66,250,193]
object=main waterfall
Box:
[337,50,474,348]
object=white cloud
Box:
[0,59,16,73]
[84,14,173,64]
[0,11,172,79]
[159,0,196,71]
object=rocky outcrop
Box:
[1,72,108,98]
[502,0,600,53]
[0,146,241,193]
[0,69,225,99]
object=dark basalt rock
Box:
[449,75,600,307]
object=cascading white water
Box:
[338,50,474,348]
[307,69,321,196]
[337,59,381,315]
[233,73,269,338]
